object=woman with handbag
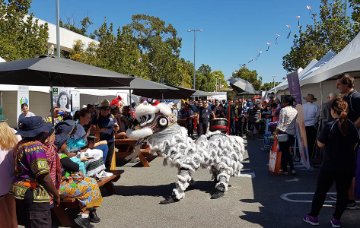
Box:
[274,95,298,175]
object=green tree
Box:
[129,14,182,85]
[260,82,281,91]
[283,0,353,72]
[232,66,262,91]
[211,70,227,92]
[60,16,94,38]
[349,0,360,34]
[0,0,49,61]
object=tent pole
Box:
[129,89,132,105]
[50,86,54,125]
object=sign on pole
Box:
[287,71,311,170]
[17,86,29,122]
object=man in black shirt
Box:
[336,73,360,209]
[198,100,211,136]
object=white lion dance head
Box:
[126,100,177,139]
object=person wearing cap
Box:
[303,94,320,162]
[54,121,103,227]
[18,103,35,124]
[95,99,119,169]
[12,116,60,228]
[0,107,19,228]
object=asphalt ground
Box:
[96,137,360,228]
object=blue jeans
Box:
[95,144,109,164]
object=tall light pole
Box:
[188,29,203,90]
[272,76,276,89]
[56,0,61,57]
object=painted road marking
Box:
[280,192,360,204]
[239,171,256,178]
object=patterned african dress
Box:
[11,141,51,203]
[59,153,102,211]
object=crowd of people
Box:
[178,97,275,139]
[0,74,359,227]
[0,95,139,228]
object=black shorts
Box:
[16,189,51,228]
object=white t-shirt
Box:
[18,111,35,122]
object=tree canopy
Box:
[0,0,49,61]
[283,0,355,72]
[232,66,262,91]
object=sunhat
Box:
[303,94,317,102]
[17,116,53,138]
[99,99,111,109]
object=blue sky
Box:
[29,0,321,83]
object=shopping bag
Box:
[269,138,282,174]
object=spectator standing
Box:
[0,108,19,228]
[12,116,60,227]
[274,95,298,175]
[179,102,194,138]
[303,94,319,161]
[228,100,237,135]
[336,73,360,209]
[18,103,35,123]
[303,98,358,227]
[198,100,211,136]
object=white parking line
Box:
[239,171,256,178]
[278,192,360,205]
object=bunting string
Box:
[242,4,312,67]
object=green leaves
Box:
[283,0,355,72]
[0,1,48,61]
[232,66,262,91]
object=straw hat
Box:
[303,94,317,102]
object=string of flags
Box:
[241,4,313,68]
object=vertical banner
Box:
[17,86,29,122]
[71,90,81,112]
[53,87,72,112]
[287,72,311,170]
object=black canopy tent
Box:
[132,84,195,99]
[0,56,134,123]
[0,56,133,87]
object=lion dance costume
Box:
[127,101,245,204]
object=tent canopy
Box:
[301,32,360,86]
[78,76,177,91]
[132,85,195,99]
[191,90,214,97]
[0,56,133,87]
